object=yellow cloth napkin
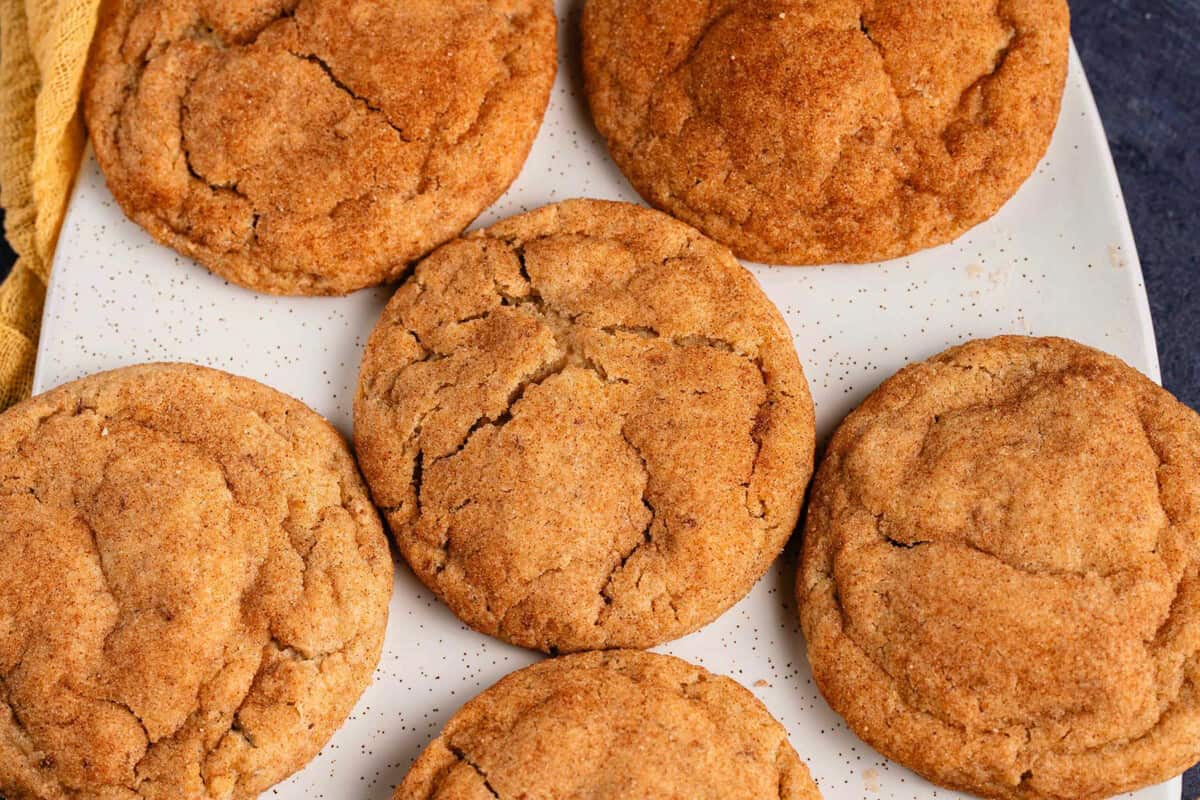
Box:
[0,0,100,410]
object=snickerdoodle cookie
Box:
[0,364,393,799]
[582,0,1069,264]
[395,650,821,799]
[85,0,556,295]
[799,336,1200,799]
[356,199,814,652]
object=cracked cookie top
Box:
[0,364,393,799]
[84,0,557,295]
[798,336,1200,799]
[355,199,815,652]
[395,650,820,799]
[582,0,1069,265]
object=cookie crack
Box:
[0,676,38,760]
[75,508,125,654]
[288,50,414,144]
[858,10,1018,156]
[857,15,901,112]
[597,322,775,527]
[594,428,658,626]
[96,695,152,750]
[744,396,770,521]
[112,15,282,247]
[445,57,512,154]
[430,351,571,468]
[873,511,1143,581]
[948,25,1018,125]
[1135,410,1191,650]
[408,449,425,521]
[645,0,726,131]
[446,744,502,799]
[196,646,281,796]
[176,67,259,253]
[772,735,796,800]
[422,351,577,576]
[442,22,520,153]
[408,6,532,193]
[227,716,260,750]
[1137,409,1179,529]
[494,565,569,635]
[596,324,768,390]
[9,398,99,454]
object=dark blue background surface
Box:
[1075,0,1199,413]
[1,0,1198,794]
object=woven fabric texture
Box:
[0,0,99,410]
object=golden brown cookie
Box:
[355,199,814,652]
[85,0,557,295]
[0,364,393,799]
[395,650,821,799]
[799,336,1200,799]
[582,0,1069,265]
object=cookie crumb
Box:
[1109,243,1128,269]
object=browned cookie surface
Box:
[582,0,1069,264]
[356,199,814,652]
[395,650,821,799]
[85,0,556,295]
[799,336,1200,799]
[0,364,393,799]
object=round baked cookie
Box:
[582,0,1069,265]
[355,199,814,652]
[799,336,1200,799]
[85,0,557,295]
[0,364,393,799]
[395,650,820,799]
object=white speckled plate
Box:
[37,4,1172,799]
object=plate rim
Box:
[30,36,1181,800]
